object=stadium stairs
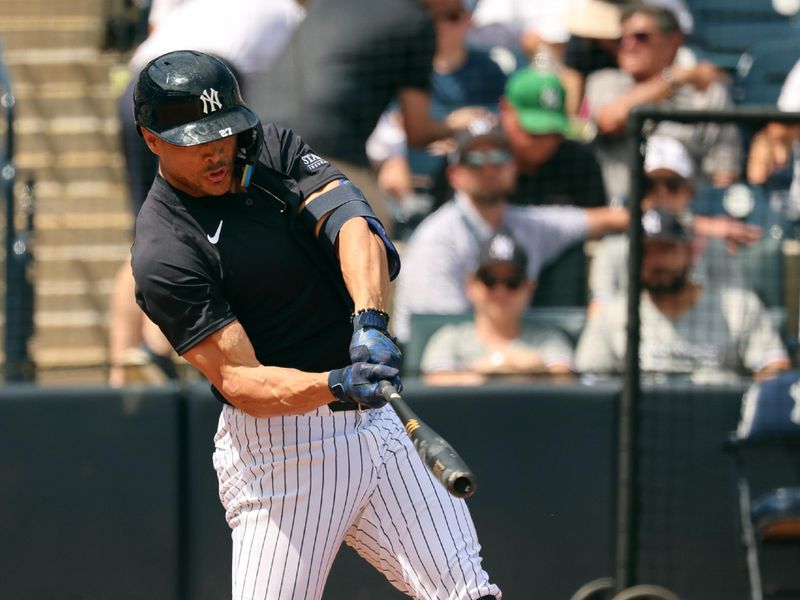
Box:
[1,0,135,384]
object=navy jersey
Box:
[132,123,357,380]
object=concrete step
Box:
[15,93,117,121]
[0,18,103,51]
[4,52,124,87]
[22,179,129,214]
[1,0,106,18]
[34,244,130,283]
[13,155,124,184]
[35,278,114,313]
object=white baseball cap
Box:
[644,135,694,179]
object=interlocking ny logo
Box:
[200,88,222,114]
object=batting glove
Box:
[350,309,402,370]
[328,362,400,409]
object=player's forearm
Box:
[337,217,390,312]
[219,364,334,417]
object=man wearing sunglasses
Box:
[420,232,574,384]
[392,116,629,344]
[584,4,741,205]
[576,206,790,382]
[588,135,761,315]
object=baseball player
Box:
[130,50,501,600]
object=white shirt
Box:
[393,192,587,342]
[129,0,306,79]
[471,0,577,44]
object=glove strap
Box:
[327,368,348,402]
[351,308,390,331]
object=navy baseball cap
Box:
[449,116,508,165]
[642,207,691,242]
[476,232,528,275]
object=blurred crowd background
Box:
[1,0,800,387]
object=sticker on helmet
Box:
[301,153,328,172]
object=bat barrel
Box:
[380,382,478,499]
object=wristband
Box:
[351,308,390,331]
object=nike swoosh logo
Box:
[207,220,223,244]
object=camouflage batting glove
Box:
[328,362,400,409]
[350,309,402,370]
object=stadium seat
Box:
[532,243,588,308]
[726,371,800,600]
[733,38,800,105]
[402,307,587,377]
[688,0,799,71]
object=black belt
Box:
[327,400,365,412]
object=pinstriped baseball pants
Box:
[213,403,502,600]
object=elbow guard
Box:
[301,180,401,280]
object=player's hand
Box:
[328,362,401,409]
[350,309,402,369]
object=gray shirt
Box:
[420,320,574,373]
[393,193,588,342]
[575,286,788,376]
[584,69,742,203]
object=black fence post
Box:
[614,107,647,594]
[1,49,35,382]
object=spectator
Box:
[249,0,470,231]
[563,0,622,113]
[420,232,574,385]
[576,207,790,381]
[392,116,629,343]
[468,0,577,59]
[588,135,760,314]
[500,67,607,208]
[747,58,800,208]
[365,0,514,225]
[584,4,741,205]
[109,0,307,387]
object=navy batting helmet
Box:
[133,50,260,147]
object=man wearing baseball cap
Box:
[576,206,789,381]
[420,232,574,384]
[588,135,761,313]
[499,67,608,209]
[393,114,630,343]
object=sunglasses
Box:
[621,30,655,44]
[645,176,687,194]
[462,149,512,168]
[477,272,526,290]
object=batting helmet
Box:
[133,50,260,147]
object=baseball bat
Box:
[379,381,477,499]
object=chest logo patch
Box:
[301,153,328,172]
[207,220,223,244]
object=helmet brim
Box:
[152,104,260,147]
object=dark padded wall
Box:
[0,379,761,600]
[0,385,181,600]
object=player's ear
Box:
[140,128,161,154]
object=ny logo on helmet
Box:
[200,88,222,114]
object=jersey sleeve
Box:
[262,123,345,197]
[132,232,236,356]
